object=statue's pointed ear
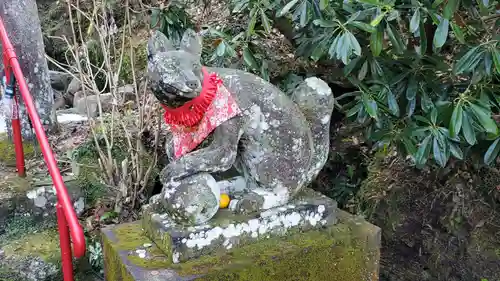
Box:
[179,29,202,59]
[147,31,174,60]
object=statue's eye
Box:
[159,80,178,94]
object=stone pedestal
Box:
[102,189,381,281]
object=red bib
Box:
[163,72,241,159]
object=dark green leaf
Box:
[432,0,446,8]
[449,103,463,137]
[462,111,476,145]
[358,60,369,81]
[419,21,427,55]
[328,35,341,58]
[469,103,498,134]
[299,1,308,27]
[346,102,362,118]
[344,56,361,76]
[387,10,400,21]
[431,107,438,124]
[415,135,433,166]
[242,47,258,70]
[260,10,272,33]
[278,0,300,16]
[387,90,400,116]
[484,52,493,76]
[410,9,420,33]
[406,76,418,100]
[450,22,465,44]
[414,115,431,124]
[443,0,460,19]
[216,41,226,56]
[449,142,464,159]
[247,8,258,36]
[433,18,449,49]
[454,46,484,74]
[370,12,386,27]
[346,11,361,24]
[313,19,336,27]
[150,9,161,28]
[407,98,416,117]
[348,21,376,33]
[492,49,500,74]
[433,136,447,167]
[319,0,327,10]
[484,138,500,165]
[358,0,380,4]
[337,33,351,64]
[370,29,383,56]
[362,92,378,120]
[260,60,270,81]
[386,23,405,54]
[347,32,362,57]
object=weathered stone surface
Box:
[102,208,381,281]
[142,189,337,263]
[49,71,73,92]
[73,85,136,117]
[146,29,335,224]
[0,175,85,223]
[0,229,61,281]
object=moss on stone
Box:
[103,211,380,281]
[102,221,173,281]
[1,229,60,264]
[0,134,37,166]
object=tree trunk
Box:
[0,0,54,140]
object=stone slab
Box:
[0,175,85,225]
[102,209,381,281]
[142,189,337,263]
[0,229,61,281]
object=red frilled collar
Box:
[161,67,220,127]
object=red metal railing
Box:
[0,17,85,281]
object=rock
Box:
[102,189,381,281]
[0,229,60,281]
[143,189,338,262]
[72,84,136,117]
[49,71,73,92]
[67,77,82,95]
[0,175,85,224]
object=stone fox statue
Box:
[147,29,335,225]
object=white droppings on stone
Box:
[73,197,85,215]
[321,115,331,124]
[136,249,147,258]
[305,77,332,96]
[34,196,48,208]
[317,205,325,214]
[173,251,180,264]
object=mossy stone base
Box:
[0,229,61,281]
[102,210,381,281]
[142,189,338,264]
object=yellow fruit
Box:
[219,193,230,209]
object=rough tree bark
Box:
[0,0,54,140]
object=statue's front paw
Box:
[230,193,264,215]
[161,173,220,225]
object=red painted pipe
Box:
[57,204,75,281]
[0,16,85,262]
